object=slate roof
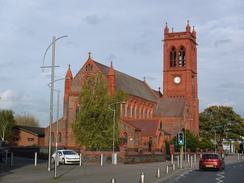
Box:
[14,126,45,137]
[122,119,172,136]
[93,61,158,102]
[154,98,186,117]
[122,119,160,137]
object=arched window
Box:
[81,75,95,86]
[160,122,163,129]
[178,46,186,67]
[58,132,62,143]
[170,47,177,67]
[123,132,128,144]
[84,75,92,85]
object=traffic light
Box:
[177,131,184,145]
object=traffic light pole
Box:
[184,131,186,161]
[180,145,183,169]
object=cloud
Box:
[84,13,108,25]
[0,89,50,126]
[213,39,231,48]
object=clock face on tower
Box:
[174,76,181,84]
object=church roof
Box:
[13,126,45,137]
[122,119,160,137]
[154,98,186,117]
[93,61,158,102]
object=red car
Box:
[199,153,225,171]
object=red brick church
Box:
[44,22,199,150]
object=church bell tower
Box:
[162,21,199,135]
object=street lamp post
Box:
[41,35,68,171]
[47,78,68,177]
[54,89,60,178]
[108,101,126,165]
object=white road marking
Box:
[216,171,225,183]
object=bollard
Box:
[111,178,116,183]
[190,156,193,168]
[10,152,13,167]
[113,153,117,165]
[165,165,169,173]
[194,154,197,162]
[34,152,37,166]
[79,153,82,166]
[180,155,183,169]
[187,154,190,163]
[172,163,175,171]
[156,168,161,177]
[171,154,174,164]
[54,151,58,178]
[140,172,145,183]
[177,155,179,167]
[238,153,240,161]
[5,151,8,164]
[101,154,103,166]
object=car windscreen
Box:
[203,154,218,159]
[63,151,76,155]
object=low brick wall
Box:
[10,146,50,159]
[9,146,166,164]
[80,152,165,164]
[78,147,165,164]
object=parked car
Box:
[199,153,225,171]
[0,147,9,163]
[52,150,80,165]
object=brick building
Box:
[45,22,199,150]
[11,126,45,146]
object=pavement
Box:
[0,154,242,183]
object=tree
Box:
[198,138,215,150]
[233,140,240,153]
[199,105,244,147]
[15,114,40,127]
[72,72,128,151]
[0,109,16,141]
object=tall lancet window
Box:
[170,47,177,67]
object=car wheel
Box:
[51,157,55,164]
[222,165,225,170]
[61,158,65,165]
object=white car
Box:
[52,150,80,164]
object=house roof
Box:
[154,98,186,117]
[14,126,45,137]
[93,61,158,102]
[122,119,161,137]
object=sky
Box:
[0,0,243,127]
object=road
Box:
[1,154,243,183]
[162,161,244,183]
